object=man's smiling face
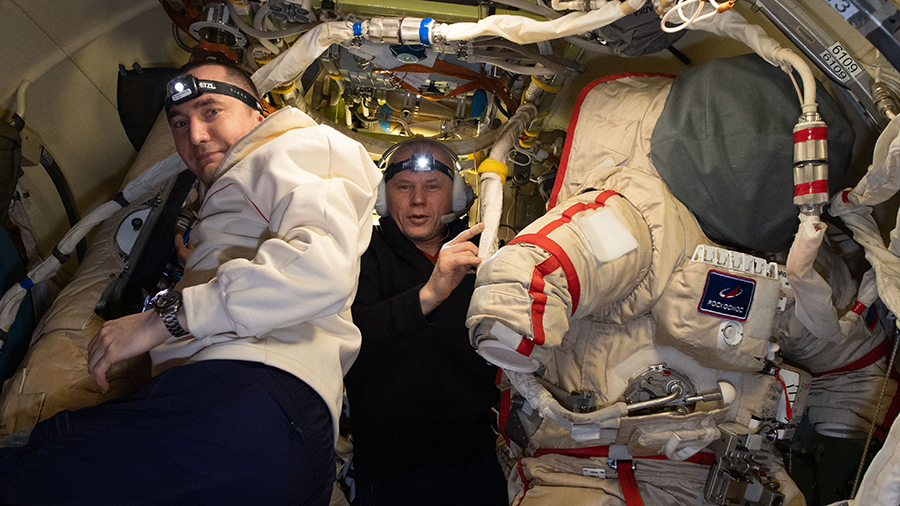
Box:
[167,64,263,186]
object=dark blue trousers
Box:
[0,360,335,506]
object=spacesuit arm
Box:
[467,189,651,363]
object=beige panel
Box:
[72,7,189,106]
[0,1,63,104]
[10,0,158,59]
[5,2,187,271]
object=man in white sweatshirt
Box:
[0,60,382,506]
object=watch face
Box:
[155,290,180,310]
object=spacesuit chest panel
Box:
[652,245,782,372]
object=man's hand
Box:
[419,222,484,315]
[87,309,174,393]
[175,233,195,268]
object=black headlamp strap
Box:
[385,157,455,181]
[166,76,263,114]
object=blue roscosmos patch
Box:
[698,270,756,321]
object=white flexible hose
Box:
[773,48,817,112]
[252,22,354,95]
[254,4,644,94]
[468,56,558,76]
[478,104,538,259]
[439,0,645,44]
[552,0,585,10]
[479,173,505,260]
[687,10,782,67]
[0,153,188,333]
[15,81,29,120]
[507,371,627,430]
[689,8,818,113]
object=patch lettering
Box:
[698,270,755,321]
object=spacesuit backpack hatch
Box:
[467,55,895,506]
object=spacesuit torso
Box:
[465,71,895,505]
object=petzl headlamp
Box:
[165,74,263,114]
[385,153,455,181]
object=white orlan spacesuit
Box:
[467,58,895,505]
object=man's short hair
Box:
[176,59,261,101]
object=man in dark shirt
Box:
[346,139,508,506]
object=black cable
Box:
[38,146,86,263]
[172,22,194,53]
[667,46,691,65]
[499,223,519,235]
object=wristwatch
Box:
[152,289,189,337]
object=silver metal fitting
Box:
[873,81,900,119]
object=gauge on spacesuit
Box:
[623,364,698,416]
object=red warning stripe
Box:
[498,388,512,446]
[794,179,828,196]
[793,126,828,143]
[775,369,794,421]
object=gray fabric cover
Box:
[650,54,856,253]
[597,6,686,57]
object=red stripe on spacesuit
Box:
[506,191,620,355]
[510,191,618,321]
[514,460,531,506]
[851,301,867,315]
[528,256,560,346]
[550,73,675,210]
[510,234,580,318]
[842,190,851,203]
[516,336,535,357]
[775,369,794,421]
[499,388,512,446]
[810,338,890,377]
[809,338,900,438]
[617,461,645,506]
[536,190,618,237]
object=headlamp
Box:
[165,74,263,114]
[385,152,455,181]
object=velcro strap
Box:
[114,192,130,207]
[51,246,70,264]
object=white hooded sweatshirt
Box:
[151,107,382,438]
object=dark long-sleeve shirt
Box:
[346,216,499,478]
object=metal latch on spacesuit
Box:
[703,422,785,506]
